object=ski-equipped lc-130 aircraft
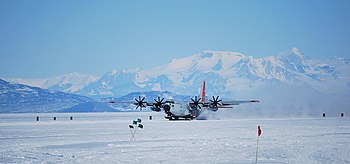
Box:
[109,81,259,120]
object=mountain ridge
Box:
[70,48,348,98]
[0,79,91,113]
[5,72,99,93]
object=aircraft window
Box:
[165,100,175,104]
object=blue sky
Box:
[1,0,350,78]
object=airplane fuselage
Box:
[152,100,217,120]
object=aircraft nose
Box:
[164,104,171,112]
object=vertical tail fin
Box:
[201,81,206,102]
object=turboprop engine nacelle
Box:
[150,106,161,112]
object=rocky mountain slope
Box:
[0,79,91,113]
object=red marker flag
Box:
[258,126,262,137]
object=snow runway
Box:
[0,112,349,163]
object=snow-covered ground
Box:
[0,112,349,163]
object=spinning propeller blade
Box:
[135,96,146,110]
[154,96,164,108]
[209,96,222,107]
[191,96,202,108]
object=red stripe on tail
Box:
[201,81,206,102]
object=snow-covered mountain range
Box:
[3,48,350,116]
[74,47,349,98]
[6,48,349,98]
[5,72,99,93]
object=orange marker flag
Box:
[258,126,262,137]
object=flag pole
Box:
[130,128,133,141]
[133,126,137,141]
[255,135,259,163]
[256,125,261,164]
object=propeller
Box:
[154,96,164,108]
[135,96,146,110]
[191,96,201,109]
[209,96,222,108]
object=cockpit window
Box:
[165,100,175,104]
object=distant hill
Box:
[59,102,119,113]
[0,79,192,113]
[0,79,91,113]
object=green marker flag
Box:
[129,118,144,141]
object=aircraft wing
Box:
[219,100,260,106]
[189,99,259,108]
[109,101,140,105]
[109,96,165,109]
[109,101,134,104]
[109,101,157,106]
